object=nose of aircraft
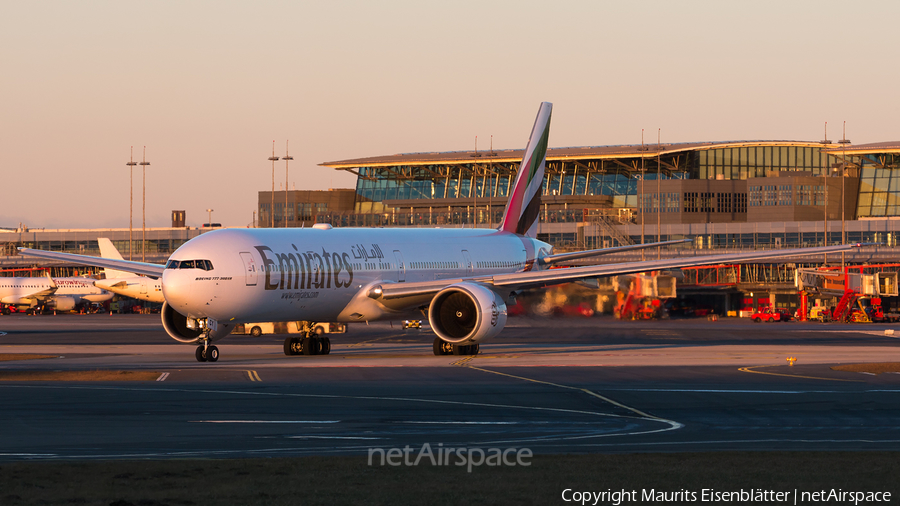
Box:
[162,269,193,312]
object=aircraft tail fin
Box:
[98,238,132,279]
[499,101,552,238]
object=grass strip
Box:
[0,354,57,362]
[0,370,160,381]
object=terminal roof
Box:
[322,140,840,169]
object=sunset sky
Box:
[3,1,899,229]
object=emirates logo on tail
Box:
[499,102,552,238]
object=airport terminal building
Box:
[304,140,900,251]
[304,139,900,314]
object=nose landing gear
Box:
[194,330,219,362]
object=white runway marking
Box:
[193,420,341,424]
[156,372,169,381]
[4,383,679,444]
[402,421,520,425]
[287,436,382,440]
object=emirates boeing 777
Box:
[20,102,860,362]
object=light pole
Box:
[140,146,150,262]
[640,129,645,261]
[268,141,279,228]
[284,141,293,228]
[822,123,829,265]
[206,209,214,228]
[838,121,851,268]
[823,167,828,265]
[126,147,137,261]
[657,128,661,260]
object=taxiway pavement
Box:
[1,314,899,460]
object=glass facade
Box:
[856,155,900,217]
[353,159,691,211]
[351,144,839,214]
[696,145,835,180]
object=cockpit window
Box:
[165,259,213,270]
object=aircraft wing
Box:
[376,243,861,300]
[17,248,165,278]
[539,238,692,266]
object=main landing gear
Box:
[433,337,479,356]
[284,335,331,356]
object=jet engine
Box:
[48,296,76,312]
[428,283,507,344]
[161,301,232,344]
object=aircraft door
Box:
[239,252,258,286]
[140,279,148,295]
[393,250,405,282]
[461,250,473,276]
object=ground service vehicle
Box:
[809,306,832,322]
[233,321,346,337]
[751,307,784,322]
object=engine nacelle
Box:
[428,283,507,344]
[48,296,76,312]
[161,301,233,344]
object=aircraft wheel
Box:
[302,337,320,355]
[433,338,444,356]
[195,346,207,362]
[207,346,219,362]
[470,344,480,356]
[284,337,295,356]
[452,344,464,355]
[321,337,331,355]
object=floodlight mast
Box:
[268,141,279,228]
[126,147,137,261]
[284,141,293,228]
[140,146,150,262]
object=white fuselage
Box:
[162,227,551,324]
[0,277,112,306]
[95,276,164,303]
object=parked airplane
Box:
[0,273,112,314]
[93,238,164,303]
[19,102,860,362]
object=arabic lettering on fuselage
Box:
[350,243,384,261]
[255,244,364,291]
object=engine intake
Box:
[428,283,507,344]
[48,296,75,312]
[161,302,204,343]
